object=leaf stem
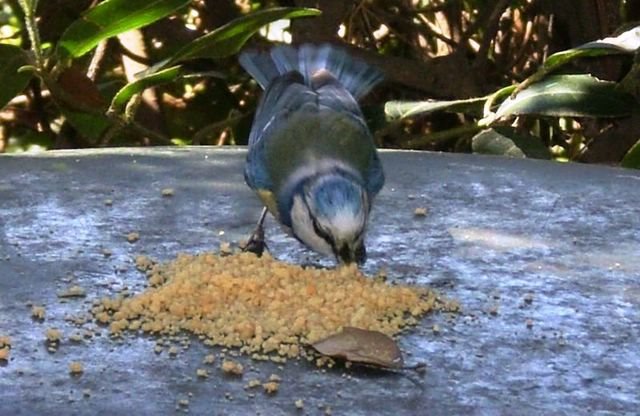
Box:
[18,0,44,70]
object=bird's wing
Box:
[244,72,315,191]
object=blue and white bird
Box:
[239,44,385,265]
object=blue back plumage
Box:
[240,43,385,224]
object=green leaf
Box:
[60,106,112,140]
[472,127,551,159]
[58,0,190,58]
[0,44,33,109]
[577,25,640,53]
[167,7,321,64]
[170,137,191,146]
[384,96,487,119]
[109,65,221,113]
[110,66,184,113]
[496,75,637,119]
[621,137,640,169]
[516,26,640,94]
[543,26,640,70]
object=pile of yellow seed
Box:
[91,251,452,359]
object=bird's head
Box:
[289,173,369,265]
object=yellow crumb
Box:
[221,359,244,375]
[46,328,62,342]
[245,379,261,389]
[0,335,10,348]
[268,374,281,382]
[203,354,215,364]
[126,232,139,243]
[135,255,154,272]
[31,305,46,320]
[219,242,233,255]
[69,333,83,342]
[0,347,9,361]
[161,188,174,197]
[196,368,208,378]
[58,285,86,298]
[263,381,279,394]
[69,361,84,374]
[89,251,453,361]
[414,207,428,217]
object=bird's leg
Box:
[242,207,269,257]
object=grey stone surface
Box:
[0,147,638,415]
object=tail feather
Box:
[239,44,383,100]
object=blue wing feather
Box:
[244,72,315,190]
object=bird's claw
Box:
[241,207,269,257]
[241,228,267,257]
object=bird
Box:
[238,43,385,265]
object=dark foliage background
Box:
[1,0,639,166]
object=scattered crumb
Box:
[82,389,91,397]
[488,305,499,316]
[69,333,83,343]
[161,188,174,197]
[178,398,189,407]
[432,324,441,334]
[414,207,428,217]
[268,374,281,382]
[69,361,84,375]
[101,248,112,257]
[31,305,46,320]
[0,347,9,361]
[126,232,139,243]
[168,346,179,356]
[0,335,11,348]
[104,199,113,206]
[295,399,304,409]
[203,354,215,364]
[58,285,86,298]
[46,328,62,343]
[135,255,154,272]
[262,381,279,394]
[221,360,244,375]
[324,406,332,415]
[526,319,534,329]
[245,379,261,389]
[196,368,208,378]
[219,242,232,255]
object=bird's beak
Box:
[337,242,367,265]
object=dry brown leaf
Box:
[311,327,404,368]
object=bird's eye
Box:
[310,216,334,248]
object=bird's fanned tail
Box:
[239,44,383,100]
